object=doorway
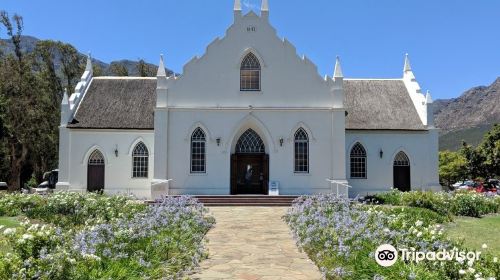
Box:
[230,129,269,195]
[87,150,105,192]
[393,151,410,192]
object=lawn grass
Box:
[0,216,21,253]
[0,216,21,228]
[445,214,500,256]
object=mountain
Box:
[0,35,172,77]
[435,78,500,151]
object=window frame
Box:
[240,53,261,92]
[350,143,367,179]
[190,128,207,174]
[132,142,149,178]
[294,128,309,174]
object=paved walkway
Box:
[192,207,322,280]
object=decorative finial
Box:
[234,0,241,11]
[157,54,167,77]
[334,56,343,78]
[261,0,269,11]
[61,88,69,105]
[85,52,92,72]
[404,53,412,72]
[425,90,433,104]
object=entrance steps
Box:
[146,195,299,206]
[194,195,298,206]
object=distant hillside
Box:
[0,35,172,77]
[435,78,500,151]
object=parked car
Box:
[456,180,475,190]
[0,182,8,192]
[478,179,499,194]
[37,169,59,189]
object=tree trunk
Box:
[7,142,28,191]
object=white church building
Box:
[56,1,441,199]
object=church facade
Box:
[56,1,441,199]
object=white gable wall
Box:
[60,129,155,199]
[346,130,441,196]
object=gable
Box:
[166,12,334,108]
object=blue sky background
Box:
[1,0,499,100]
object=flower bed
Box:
[373,190,500,218]
[284,194,499,279]
[0,192,214,279]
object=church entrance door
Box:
[393,151,411,192]
[231,154,269,195]
[87,150,105,193]
[230,129,269,195]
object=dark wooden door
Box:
[87,165,105,192]
[231,154,269,195]
[393,166,411,192]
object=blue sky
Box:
[1,0,499,99]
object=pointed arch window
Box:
[350,143,367,179]
[191,128,206,173]
[240,53,261,91]
[132,142,149,178]
[294,128,309,173]
[236,129,265,154]
[394,151,410,166]
[88,150,105,166]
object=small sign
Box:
[269,181,279,196]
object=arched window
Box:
[191,128,206,173]
[88,150,105,165]
[240,53,261,91]
[350,143,367,178]
[294,128,309,173]
[132,142,149,178]
[236,129,265,154]
[394,151,410,166]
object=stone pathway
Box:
[192,207,322,280]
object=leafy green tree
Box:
[460,141,487,180]
[109,63,129,76]
[477,123,500,178]
[439,151,467,187]
[136,59,154,77]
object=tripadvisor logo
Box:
[375,244,398,267]
[375,244,482,267]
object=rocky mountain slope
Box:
[435,78,500,150]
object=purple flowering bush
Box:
[0,193,214,279]
[284,194,499,280]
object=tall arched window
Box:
[240,53,261,91]
[294,128,309,173]
[350,143,367,178]
[191,128,206,173]
[132,142,149,178]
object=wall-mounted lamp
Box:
[379,149,384,159]
[114,145,119,157]
[216,137,221,146]
[279,138,284,147]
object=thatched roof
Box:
[68,77,425,131]
[68,78,156,129]
[344,79,425,130]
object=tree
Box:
[439,151,467,187]
[460,141,487,180]
[109,62,128,76]
[477,123,500,178]
[136,59,154,77]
